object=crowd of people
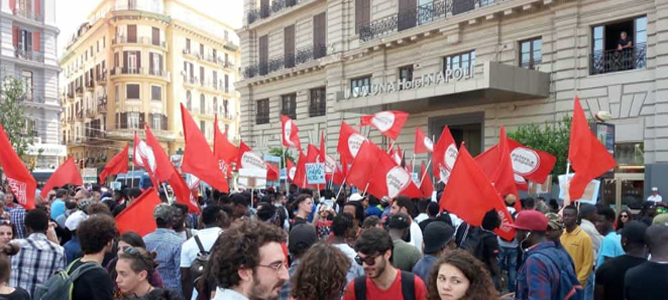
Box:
[0,182,667,300]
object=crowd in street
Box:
[0,183,667,300]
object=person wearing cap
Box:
[278,224,317,300]
[505,210,580,300]
[648,187,662,203]
[411,221,455,281]
[143,204,183,292]
[386,213,422,272]
[594,221,648,300]
[390,196,424,252]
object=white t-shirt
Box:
[177,228,199,241]
[648,195,663,203]
[181,227,222,300]
[414,213,429,224]
[409,221,424,252]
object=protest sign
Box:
[305,163,326,185]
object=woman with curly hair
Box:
[616,209,632,232]
[427,249,498,300]
[290,242,351,300]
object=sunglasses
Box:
[355,253,380,266]
[621,215,629,218]
[0,219,10,226]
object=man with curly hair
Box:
[210,220,288,300]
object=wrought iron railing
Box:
[14,49,44,63]
[248,0,301,24]
[590,43,647,75]
[85,80,94,89]
[359,0,497,42]
[13,8,44,22]
[98,96,107,113]
[243,44,328,79]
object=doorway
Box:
[429,112,484,156]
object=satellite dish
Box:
[595,111,612,122]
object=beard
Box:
[249,273,286,300]
[365,258,387,279]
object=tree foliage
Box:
[507,115,572,178]
[268,147,296,165]
[0,74,34,163]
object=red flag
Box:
[99,144,129,185]
[41,157,83,198]
[439,145,515,241]
[266,162,279,181]
[388,144,403,165]
[319,132,326,163]
[419,161,434,198]
[366,151,422,199]
[214,116,237,179]
[347,141,382,190]
[168,165,200,213]
[132,133,159,189]
[414,127,434,154]
[0,121,36,209]
[281,115,302,150]
[286,159,296,182]
[180,104,229,193]
[115,188,161,236]
[433,126,458,184]
[293,145,320,188]
[333,156,347,185]
[568,96,616,200]
[360,111,409,140]
[236,141,266,170]
[337,121,367,163]
[474,127,521,211]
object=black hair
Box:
[417,198,430,214]
[597,205,616,223]
[25,209,49,233]
[256,202,277,222]
[368,195,380,207]
[523,197,535,210]
[548,199,559,212]
[393,196,416,217]
[344,201,365,224]
[354,227,393,262]
[332,213,354,237]
[128,188,142,199]
[56,189,68,198]
[563,204,579,214]
[219,193,231,205]
[172,203,189,215]
[78,215,119,254]
[291,194,313,213]
[65,200,77,210]
[230,193,250,207]
[427,202,440,217]
[202,205,224,226]
[120,231,146,248]
[481,209,501,231]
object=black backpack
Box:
[455,223,487,260]
[189,235,210,287]
[353,271,416,300]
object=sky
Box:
[55,0,243,57]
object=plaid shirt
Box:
[514,241,564,300]
[10,233,66,296]
[144,228,184,292]
[278,258,300,300]
[9,206,27,239]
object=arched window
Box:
[186,90,192,111]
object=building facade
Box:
[1,0,63,169]
[60,0,240,170]
[238,0,668,205]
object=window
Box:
[256,99,269,124]
[444,50,476,74]
[281,93,297,119]
[223,99,229,116]
[200,67,205,85]
[350,76,371,96]
[97,41,99,53]
[200,43,204,56]
[127,25,137,43]
[200,94,206,114]
[200,121,206,134]
[309,87,326,117]
[152,27,160,46]
[313,13,327,59]
[520,38,542,70]
[149,52,162,75]
[22,70,33,100]
[151,86,161,101]
[185,38,191,52]
[186,90,192,111]
[284,25,295,68]
[128,112,140,129]
[224,75,229,93]
[126,84,140,99]
[355,0,371,34]
[399,65,413,90]
[590,16,647,75]
[213,97,218,114]
[259,35,268,75]
[151,113,162,130]
[115,84,119,102]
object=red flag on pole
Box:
[286,158,296,182]
[333,155,347,186]
[568,96,616,200]
[439,144,515,241]
[266,162,279,181]
[366,151,422,199]
[433,126,458,184]
[132,133,159,189]
[115,188,161,236]
[41,157,83,198]
[337,121,367,163]
[474,127,521,211]
[236,141,266,171]
[419,161,434,198]
[180,104,229,193]
[99,144,129,185]
[346,141,382,189]
[167,164,200,213]
[293,145,320,189]
[213,116,237,179]
[0,121,36,210]
[414,127,434,154]
[360,111,409,140]
[281,115,302,150]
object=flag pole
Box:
[161,183,171,203]
[387,140,396,154]
[130,162,135,188]
[283,146,289,196]
[335,175,347,199]
[411,153,416,177]
[362,182,370,196]
[419,159,432,187]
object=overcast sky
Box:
[55,0,243,57]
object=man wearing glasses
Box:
[210,219,288,300]
[342,227,427,300]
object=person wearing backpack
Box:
[342,228,427,300]
[180,205,228,300]
[502,210,583,300]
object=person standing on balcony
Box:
[617,31,633,70]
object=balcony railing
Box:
[22,95,44,104]
[96,72,107,84]
[85,80,95,89]
[86,108,95,118]
[248,0,300,24]
[13,8,44,22]
[110,67,170,79]
[590,43,647,75]
[75,86,83,95]
[112,36,166,48]
[76,111,83,120]
[256,114,270,124]
[244,44,328,79]
[183,75,198,85]
[14,49,44,63]
[359,0,497,42]
[67,91,75,99]
[98,96,108,113]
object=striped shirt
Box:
[144,228,184,292]
[10,233,67,296]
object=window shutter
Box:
[152,27,160,46]
[9,0,15,13]
[159,54,163,73]
[148,113,154,128]
[33,32,40,52]
[139,113,145,127]
[35,0,40,17]
[284,25,295,67]
[127,25,137,43]
[136,51,141,69]
[123,51,128,69]
[161,115,167,130]
[149,53,154,73]
[121,112,127,129]
[12,27,18,48]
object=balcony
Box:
[244,44,328,79]
[112,36,167,49]
[67,91,74,99]
[22,95,44,104]
[110,67,170,80]
[247,0,301,24]
[85,80,95,90]
[86,108,96,118]
[96,72,107,84]
[14,49,44,63]
[359,0,497,42]
[13,8,44,22]
[221,61,235,71]
[183,75,198,85]
[75,86,83,96]
[148,69,170,79]
[76,110,83,120]
[590,43,647,75]
[98,96,108,113]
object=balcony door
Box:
[398,0,416,31]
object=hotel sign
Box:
[343,67,474,100]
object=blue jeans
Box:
[498,246,518,293]
[585,272,595,300]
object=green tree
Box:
[268,147,296,165]
[507,115,572,178]
[0,74,34,163]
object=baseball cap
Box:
[653,213,668,226]
[153,203,175,221]
[288,224,317,254]
[386,213,411,230]
[508,210,548,232]
[652,187,659,191]
[65,210,88,231]
[349,193,364,202]
[545,213,564,231]
[423,222,455,253]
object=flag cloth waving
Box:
[440,144,515,241]
[346,141,381,190]
[180,104,229,193]
[568,96,616,200]
[366,151,422,199]
[414,127,434,154]
[115,188,161,236]
[474,126,521,212]
[360,111,409,140]
[0,121,36,209]
[419,161,434,198]
[433,126,458,184]
[236,141,267,170]
[99,144,129,185]
[281,115,302,150]
[337,121,367,163]
[214,116,237,179]
[132,133,159,189]
[41,157,83,198]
